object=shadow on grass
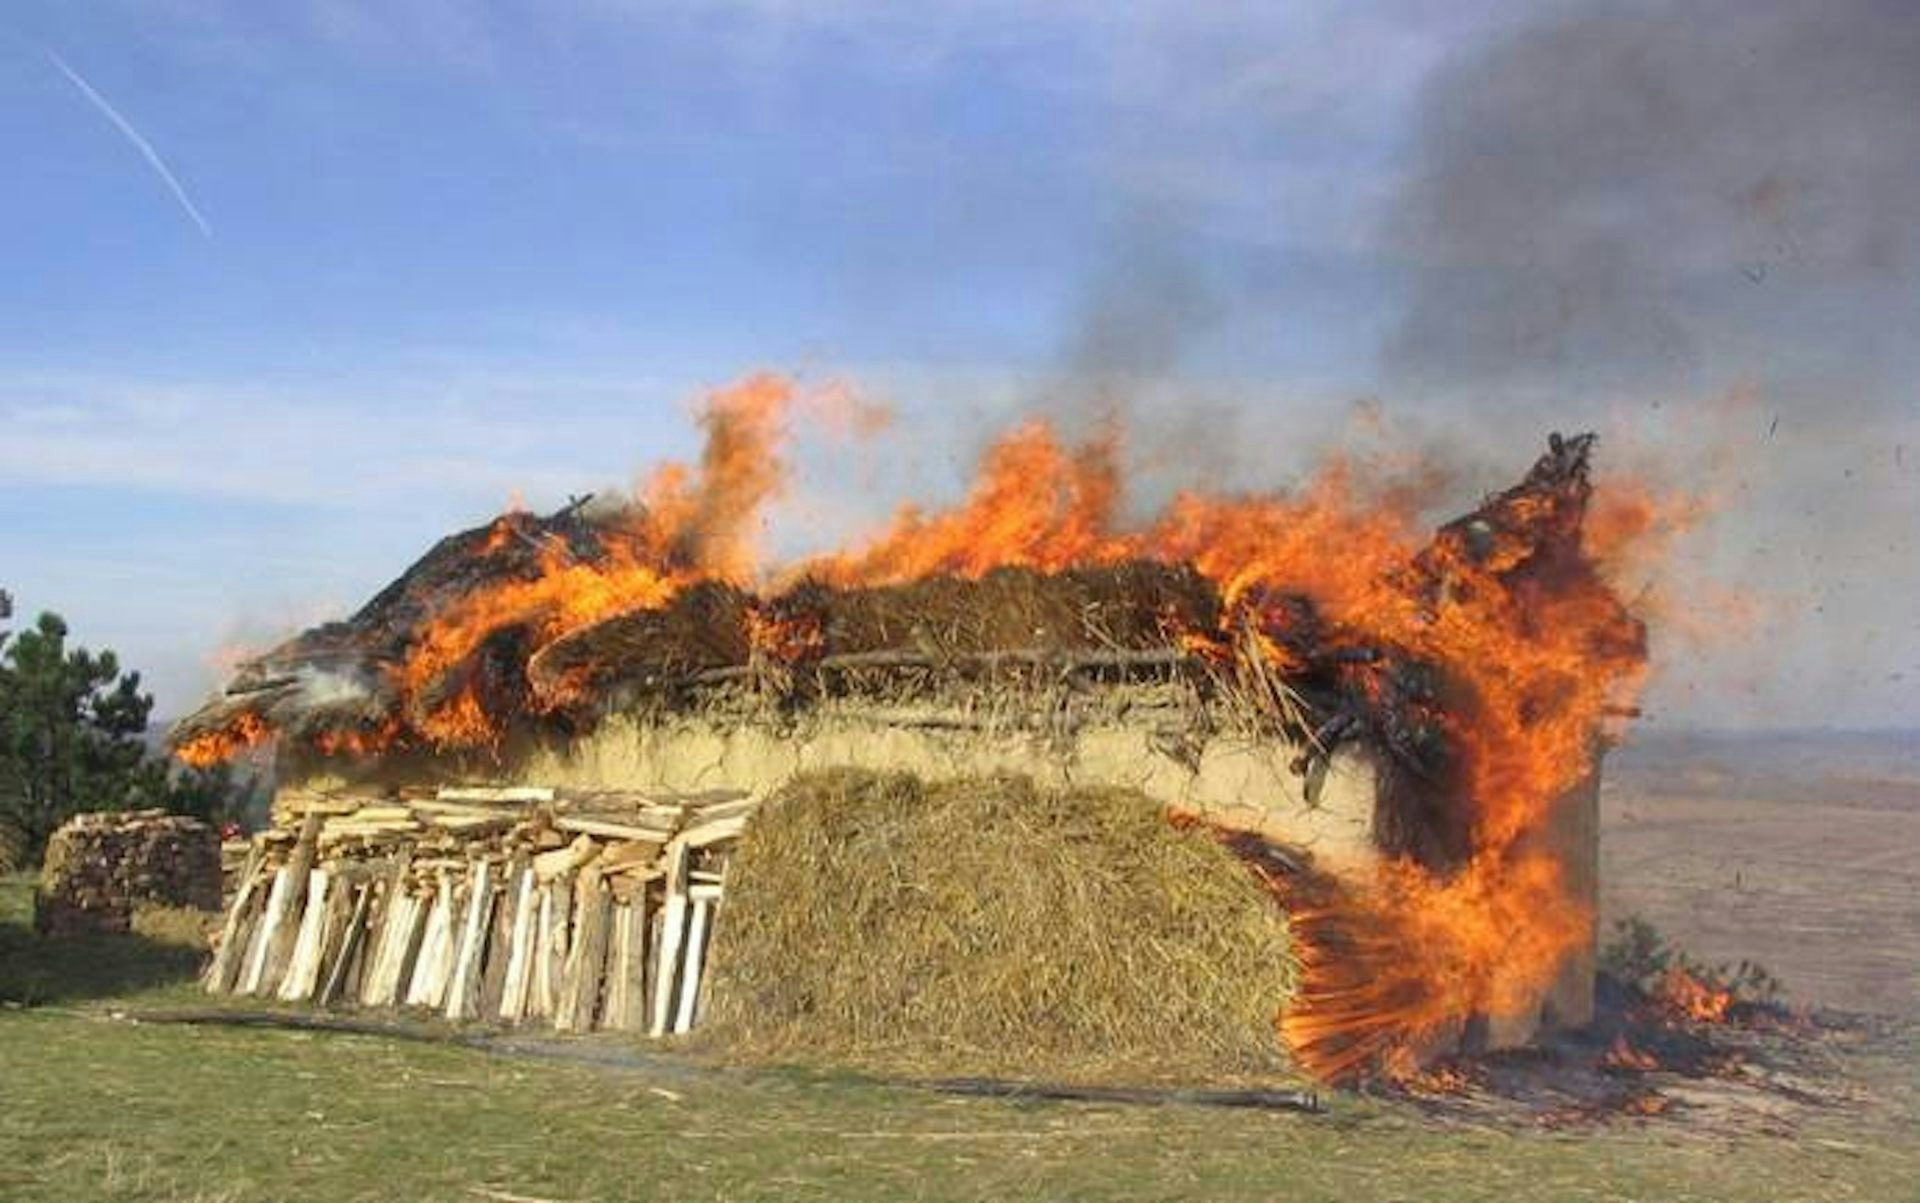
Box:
[0,873,206,1007]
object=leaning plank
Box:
[556,867,611,1032]
[407,874,458,1010]
[444,860,493,1022]
[533,879,572,1020]
[648,840,692,1038]
[612,896,651,1033]
[603,903,633,1030]
[205,843,266,994]
[672,897,713,1035]
[257,814,326,997]
[480,858,526,1020]
[239,866,295,996]
[277,869,333,1001]
[498,867,539,1023]
[376,892,429,1008]
[359,861,411,1006]
[318,881,374,1007]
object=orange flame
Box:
[1655,967,1735,1024]
[392,374,793,746]
[176,710,272,767]
[193,373,1694,1079]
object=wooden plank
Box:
[684,797,761,824]
[277,869,333,1001]
[554,816,671,843]
[258,814,326,997]
[687,883,725,903]
[556,867,611,1033]
[603,904,632,1030]
[498,866,538,1023]
[612,896,651,1033]
[534,879,573,1020]
[204,843,266,994]
[239,866,294,997]
[673,898,713,1035]
[478,858,524,1021]
[357,860,408,1005]
[318,880,374,1008]
[444,860,493,1022]
[437,786,555,803]
[648,840,692,1038]
[407,874,459,1010]
[377,893,426,1007]
[674,814,747,850]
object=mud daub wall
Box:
[519,707,1384,877]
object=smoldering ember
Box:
[165,376,1683,1086]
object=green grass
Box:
[3,876,1918,1202]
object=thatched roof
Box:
[171,432,1625,788]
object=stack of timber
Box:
[37,810,222,936]
[203,785,752,1036]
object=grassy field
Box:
[4,874,1919,1202]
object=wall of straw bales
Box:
[698,769,1301,1085]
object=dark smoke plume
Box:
[1385,0,1920,410]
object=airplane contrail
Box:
[46,50,213,240]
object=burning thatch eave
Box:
[170,428,1620,800]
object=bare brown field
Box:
[1602,731,1920,1018]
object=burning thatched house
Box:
[175,379,1650,1083]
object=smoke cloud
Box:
[1383,0,1920,727]
[1385,0,1920,410]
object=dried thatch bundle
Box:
[699,769,1300,1085]
[772,560,1219,661]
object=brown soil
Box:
[1600,730,1920,1018]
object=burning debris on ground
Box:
[172,377,1675,1087]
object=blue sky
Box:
[3,1,1916,728]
